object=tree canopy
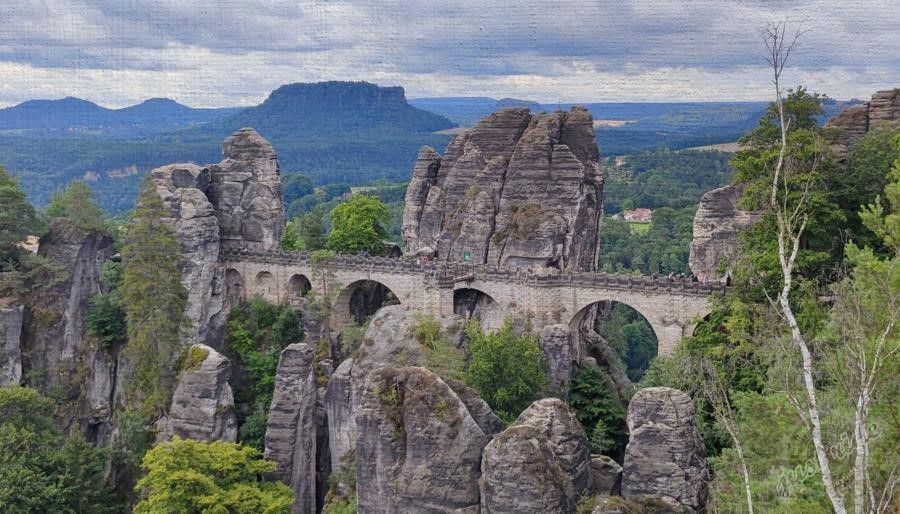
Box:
[326,193,390,255]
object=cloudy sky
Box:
[1,0,898,107]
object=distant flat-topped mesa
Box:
[402,107,604,271]
[825,88,900,160]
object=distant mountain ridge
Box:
[0,96,240,135]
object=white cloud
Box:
[0,0,897,106]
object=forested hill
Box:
[2,81,454,213]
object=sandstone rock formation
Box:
[480,424,575,514]
[324,305,469,468]
[159,344,237,442]
[356,366,489,513]
[264,343,320,514]
[539,324,579,391]
[688,185,761,281]
[622,387,709,511]
[0,304,23,386]
[826,89,900,160]
[402,107,603,271]
[591,495,692,514]
[207,127,286,250]
[480,397,592,513]
[590,455,623,496]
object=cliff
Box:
[402,106,604,271]
[825,89,900,160]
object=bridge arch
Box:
[569,300,658,381]
[332,279,400,327]
[453,287,504,330]
[225,268,244,304]
[254,271,277,301]
[287,274,312,302]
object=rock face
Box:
[825,89,900,160]
[356,366,488,513]
[207,127,285,250]
[0,305,23,386]
[21,219,117,433]
[688,185,761,281]
[539,324,579,391]
[480,398,591,514]
[160,344,237,442]
[590,455,623,496]
[402,107,603,271]
[622,387,709,511]
[324,305,469,468]
[264,343,320,514]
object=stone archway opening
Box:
[570,301,658,383]
[287,274,311,301]
[334,279,400,327]
[225,268,244,305]
[254,271,276,301]
[453,288,503,330]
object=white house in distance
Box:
[621,208,652,223]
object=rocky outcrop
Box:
[826,89,900,160]
[402,107,603,271]
[539,324,578,391]
[590,455,623,495]
[356,366,489,513]
[22,219,117,430]
[264,343,320,514]
[591,495,692,514]
[159,344,237,442]
[207,127,285,250]
[0,304,23,386]
[515,398,593,495]
[146,163,222,344]
[480,398,591,514]
[622,387,709,511]
[480,424,574,514]
[325,305,469,468]
[688,185,761,281]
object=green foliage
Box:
[598,206,696,274]
[281,173,315,206]
[568,366,627,455]
[282,204,326,251]
[120,179,189,418]
[603,149,733,214]
[225,298,304,451]
[464,320,547,423]
[326,194,390,255]
[86,261,126,349]
[45,179,108,232]
[0,386,115,514]
[412,315,466,382]
[0,165,42,262]
[179,346,210,371]
[590,303,658,381]
[134,437,293,514]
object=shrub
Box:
[464,320,547,423]
[568,365,627,455]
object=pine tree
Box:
[45,180,108,233]
[120,180,188,418]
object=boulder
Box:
[591,495,692,514]
[264,343,320,514]
[159,344,237,442]
[514,398,593,495]
[688,185,761,281]
[622,387,709,511]
[207,127,285,250]
[480,424,574,514]
[356,366,488,513]
[0,304,23,386]
[402,107,603,271]
[590,455,622,495]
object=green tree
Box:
[45,180,108,232]
[568,366,627,455]
[281,173,314,205]
[0,166,42,262]
[0,386,115,514]
[86,261,127,349]
[134,437,293,514]
[282,204,326,252]
[326,194,389,255]
[464,320,547,423]
[121,180,189,417]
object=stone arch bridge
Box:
[220,248,725,356]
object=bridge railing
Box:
[219,247,726,296]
